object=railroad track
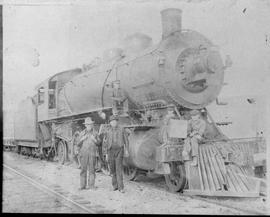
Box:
[3,164,113,213]
[3,153,267,214]
[123,174,267,215]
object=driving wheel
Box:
[164,162,186,192]
[57,140,67,165]
[123,166,137,181]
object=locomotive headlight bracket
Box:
[158,51,166,66]
[158,56,166,65]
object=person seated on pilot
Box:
[164,106,177,124]
[182,109,206,166]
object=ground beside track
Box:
[3,167,90,213]
[3,152,268,214]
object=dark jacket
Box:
[78,129,101,156]
[104,126,128,154]
[187,118,206,138]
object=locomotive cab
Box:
[35,68,82,121]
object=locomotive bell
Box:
[103,48,123,61]
[122,33,153,55]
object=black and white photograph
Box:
[2,0,270,214]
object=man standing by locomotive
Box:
[78,117,100,190]
[104,115,129,193]
[111,80,128,116]
[182,109,206,166]
[160,106,177,145]
[72,125,83,169]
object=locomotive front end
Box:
[159,8,225,109]
[121,9,228,190]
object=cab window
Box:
[48,81,57,109]
[38,87,45,104]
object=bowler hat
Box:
[190,109,200,116]
[84,117,94,125]
[109,115,119,122]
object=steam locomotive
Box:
[13,8,263,196]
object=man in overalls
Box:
[182,109,206,166]
[104,115,129,193]
[78,117,100,190]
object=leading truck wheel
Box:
[123,166,138,181]
[57,141,67,165]
[42,147,50,160]
[164,162,186,192]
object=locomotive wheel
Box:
[16,145,21,154]
[123,166,137,181]
[32,148,39,158]
[42,147,56,161]
[42,147,49,159]
[164,162,186,192]
[4,145,10,151]
[57,141,67,165]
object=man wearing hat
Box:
[160,106,177,144]
[111,80,128,116]
[103,115,129,193]
[182,109,206,166]
[73,127,82,169]
[78,117,100,190]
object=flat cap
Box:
[84,117,94,125]
[109,115,119,122]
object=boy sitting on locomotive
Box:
[182,109,206,166]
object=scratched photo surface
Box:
[2,0,270,214]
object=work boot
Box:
[119,189,125,193]
[111,187,118,191]
[78,187,86,190]
[88,186,97,190]
[191,156,198,166]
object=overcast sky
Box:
[3,0,270,115]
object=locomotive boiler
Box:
[13,8,264,196]
[63,9,224,113]
[57,8,225,184]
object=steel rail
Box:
[3,163,95,213]
[4,157,266,215]
[118,174,267,215]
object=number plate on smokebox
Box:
[156,145,183,162]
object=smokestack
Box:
[161,8,182,39]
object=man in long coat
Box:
[103,115,129,193]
